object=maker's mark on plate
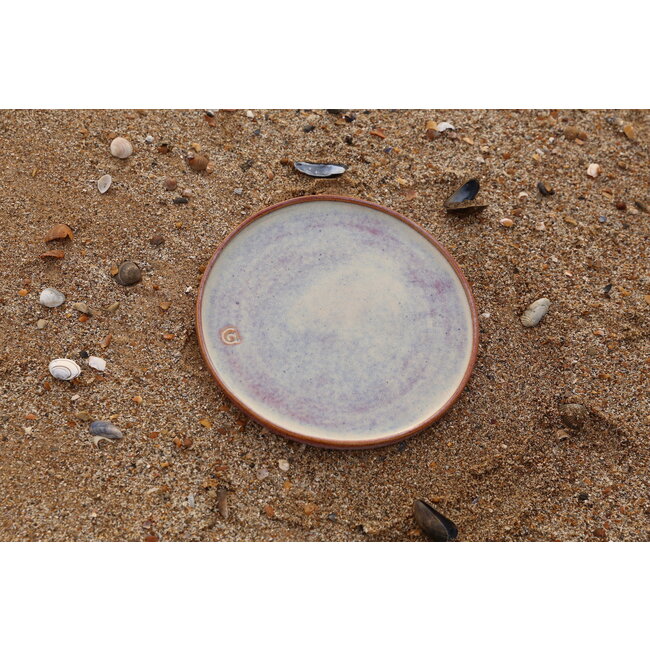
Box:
[220,326,241,345]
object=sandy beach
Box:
[0,109,648,541]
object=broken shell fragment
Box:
[49,358,81,381]
[520,298,550,327]
[88,356,106,372]
[294,161,347,178]
[587,163,601,178]
[559,403,589,430]
[537,181,554,196]
[44,224,74,242]
[116,261,142,286]
[97,174,112,194]
[40,287,66,308]
[444,178,486,212]
[89,420,123,440]
[40,250,65,259]
[110,137,133,159]
[436,122,455,132]
[413,500,458,542]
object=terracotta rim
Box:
[196,194,479,450]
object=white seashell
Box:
[97,174,112,194]
[110,137,133,159]
[39,287,66,308]
[436,122,455,132]
[520,298,551,327]
[587,163,601,178]
[49,358,81,381]
[88,356,106,371]
[246,110,254,118]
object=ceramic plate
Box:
[197,196,478,448]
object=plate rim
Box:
[196,194,479,450]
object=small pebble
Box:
[257,467,269,480]
[559,403,589,430]
[173,197,189,205]
[116,261,142,286]
[499,218,514,228]
[246,110,254,119]
[278,459,290,472]
[36,319,47,329]
[234,188,243,195]
[150,234,165,246]
[598,216,607,223]
[436,122,455,132]
[587,163,601,177]
[181,189,193,198]
[71,301,92,315]
[145,135,154,144]
[106,302,120,313]
[164,178,177,191]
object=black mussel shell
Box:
[294,161,347,178]
[537,181,555,196]
[444,178,486,212]
[413,499,458,542]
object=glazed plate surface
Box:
[197,196,478,448]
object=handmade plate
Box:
[197,195,478,449]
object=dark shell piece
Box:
[444,179,486,212]
[89,420,123,440]
[294,161,347,179]
[537,181,555,196]
[413,499,458,542]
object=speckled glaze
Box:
[197,196,478,448]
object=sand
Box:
[0,109,648,542]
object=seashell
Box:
[39,287,66,308]
[537,181,554,196]
[89,420,123,440]
[40,249,65,259]
[87,356,106,371]
[499,217,514,227]
[444,178,486,212]
[71,301,92,315]
[44,224,74,242]
[91,435,113,449]
[97,174,112,194]
[520,297,550,327]
[436,122,455,132]
[49,358,81,381]
[413,500,458,542]
[587,163,601,178]
[116,261,142,286]
[145,135,154,144]
[110,137,133,159]
[293,161,347,178]
[187,154,209,171]
[559,403,589,430]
